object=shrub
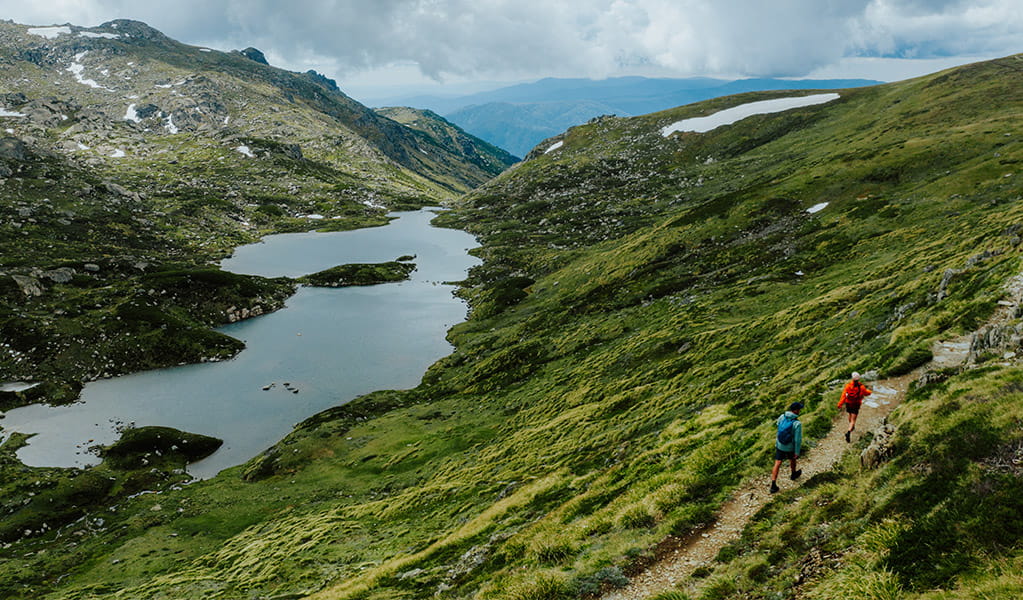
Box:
[618,505,656,529]
[503,573,571,600]
[808,564,903,600]
[569,566,629,597]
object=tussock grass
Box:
[6,56,1023,600]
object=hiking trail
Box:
[601,279,1023,600]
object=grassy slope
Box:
[2,56,1023,599]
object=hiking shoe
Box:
[845,431,851,443]
[770,481,780,494]
[791,469,802,481]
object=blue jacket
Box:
[775,411,803,455]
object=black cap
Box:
[788,401,804,412]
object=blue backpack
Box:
[777,417,796,445]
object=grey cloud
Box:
[2,0,1020,81]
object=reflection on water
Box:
[1,209,479,478]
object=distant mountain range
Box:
[371,76,883,157]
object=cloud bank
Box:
[3,0,1021,81]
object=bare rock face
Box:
[861,419,896,469]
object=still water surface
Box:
[1,209,479,478]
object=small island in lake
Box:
[101,425,224,470]
[296,258,417,288]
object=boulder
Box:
[11,274,44,297]
[43,267,76,284]
[134,103,160,119]
[0,137,28,161]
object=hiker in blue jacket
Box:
[770,401,804,494]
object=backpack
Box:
[777,417,796,445]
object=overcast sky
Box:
[3,0,1021,100]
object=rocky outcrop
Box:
[225,304,265,323]
[0,136,28,161]
[43,267,76,284]
[238,47,269,65]
[968,322,1023,362]
[304,69,340,92]
[861,419,896,469]
[11,274,44,296]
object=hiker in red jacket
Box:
[838,372,871,442]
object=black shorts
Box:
[846,403,861,415]
[774,448,797,461]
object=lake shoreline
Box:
[1,208,480,479]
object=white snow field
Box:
[661,93,840,136]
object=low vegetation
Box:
[2,51,1023,600]
[298,260,417,287]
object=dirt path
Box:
[602,338,971,600]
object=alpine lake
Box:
[0,208,480,479]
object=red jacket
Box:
[838,380,872,407]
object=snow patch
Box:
[235,145,254,158]
[79,31,119,39]
[110,149,125,158]
[199,48,212,52]
[661,93,840,136]
[807,202,829,214]
[5,128,14,134]
[165,114,179,134]
[0,109,27,118]
[124,103,141,123]
[306,214,324,220]
[67,53,112,91]
[77,142,90,150]
[27,26,71,39]
[0,381,39,392]
[155,80,186,89]
[544,141,564,154]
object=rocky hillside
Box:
[0,19,516,401]
[375,106,520,179]
[3,54,1023,600]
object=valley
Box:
[1,17,1022,600]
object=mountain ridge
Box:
[371,75,883,156]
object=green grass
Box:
[3,56,1023,600]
